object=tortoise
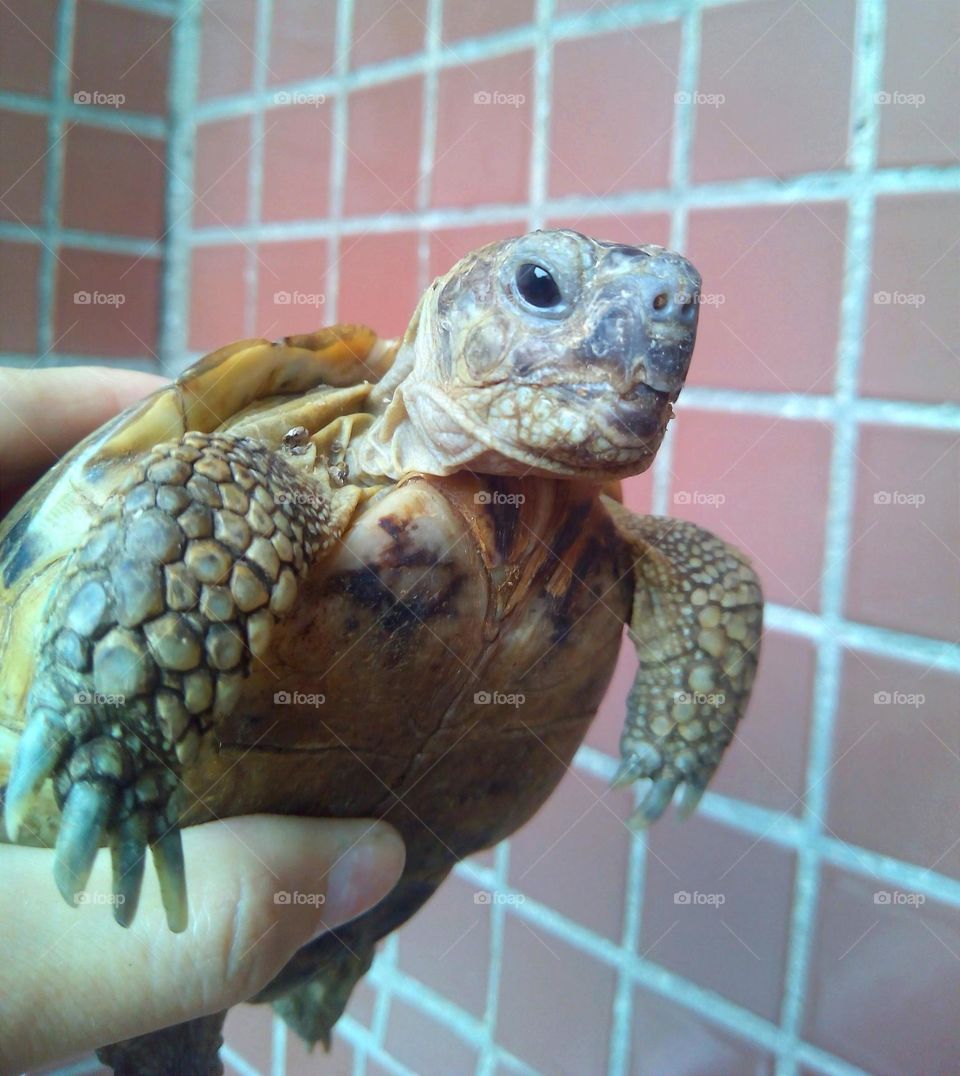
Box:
[0,228,762,1072]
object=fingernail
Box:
[318,824,405,932]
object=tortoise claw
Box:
[151,824,188,933]
[4,711,68,841]
[628,777,679,830]
[675,780,706,821]
[53,782,114,906]
[110,813,150,927]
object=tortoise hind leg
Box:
[603,499,763,826]
[96,1011,227,1076]
[270,933,376,1049]
[3,431,343,929]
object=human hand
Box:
[0,367,406,1072]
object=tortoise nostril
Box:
[652,292,669,311]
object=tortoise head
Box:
[362,229,701,481]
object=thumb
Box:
[0,815,405,1071]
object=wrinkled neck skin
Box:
[353,293,511,481]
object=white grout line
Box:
[96,0,180,15]
[36,0,77,358]
[183,159,960,245]
[158,0,201,373]
[323,0,354,324]
[0,90,167,137]
[241,0,274,338]
[270,1012,287,1076]
[0,221,164,258]
[415,0,441,295]
[778,1,887,1066]
[221,1043,264,1076]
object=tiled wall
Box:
[6,1,960,1075]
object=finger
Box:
[0,815,405,1071]
[0,366,165,489]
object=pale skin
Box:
[0,368,406,1072]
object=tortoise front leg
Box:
[603,497,763,827]
[4,431,341,930]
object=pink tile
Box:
[395,871,490,1019]
[860,193,960,404]
[497,916,617,1073]
[878,0,960,168]
[0,240,40,352]
[684,202,846,394]
[550,24,679,198]
[805,865,960,1073]
[192,116,252,228]
[829,650,960,879]
[351,0,426,68]
[269,0,338,86]
[670,413,833,614]
[0,0,56,96]
[344,76,423,215]
[337,230,419,339]
[197,0,257,101]
[223,1004,273,1073]
[384,997,479,1073]
[546,212,672,250]
[345,972,378,1026]
[845,424,959,639]
[61,124,166,238]
[71,0,172,115]
[255,238,329,338]
[642,813,795,1021]
[428,220,527,281]
[188,245,248,352]
[694,0,856,182]
[443,0,534,41]
[54,248,161,357]
[0,110,47,225]
[287,1025,354,1075]
[630,987,775,1075]
[508,767,633,941]
[432,52,533,207]
[711,630,814,816]
[260,101,332,222]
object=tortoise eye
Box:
[515,263,562,309]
